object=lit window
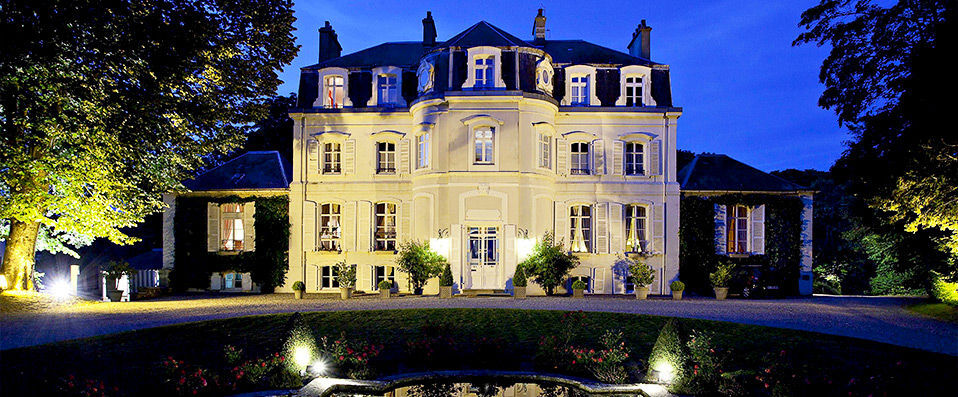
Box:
[417,133,430,169]
[377,74,398,106]
[375,203,397,251]
[220,203,244,251]
[377,142,396,174]
[625,205,647,252]
[624,76,643,106]
[319,203,341,251]
[323,142,341,174]
[320,266,339,289]
[570,205,592,253]
[469,227,499,267]
[727,205,750,254]
[324,75,345,109]
[225,273,243,289]
[474,56,495,88]
[625,142,644,175]
[373,265,396,290]
[474,127,494,164]
[570,75,589,105]
[538,133,551,169]
[570,142,590,175]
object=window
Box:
[570,205,592,253]
[538,133,551,169]
[727,205,749,254]
[319,203,341,251]
[625,205,648,252]
[624,142,644,176]
[474,127,494,164]
[474,56,495,88]
[375,203,397,251]
[377,74,398,106]
[320,266,339,289]
[224,273,242,289]
[570,76,589,105]
[220,203,245,251]
[323,142,341,174]
[417,133,430,169]
[570,142,590,175]
[468,227,499,267]
[569,275,592,293]
[373,265,396,290]
[624,76,643,106]
[377,142,396,174]
[324,75,345,109]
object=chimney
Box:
[318,21,342,62]
[532,8,547,42]
[627,20,652,59]
[422,11,437,46]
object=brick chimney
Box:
[627,20,652,59]
[532,8,547,42]
[318,21,342,62]
[422,11,437,46]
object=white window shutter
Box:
[714,204,727,255]
[751,204,766,254]
[357,201,372,252]
[592,268,606,294]
[594,202,609,254]
[207,202,220,252]
[609,202,624,253]
[503,224,516,277]
[399,139,411,175]
[343,139,356,174]
[450,224,463,277]
[307,139,319,177]
[554,201,568,250]
[243,202,256,252]
[592,139,605,175]
[652,203,664,253]
[649,140,662,176]
[358,264,371,292]
[302,201,316,252]
[400,201,411,243]
[612,141,624,176]
[556,138,569,176]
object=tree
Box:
[395,240,445,294]
[520,232,579,295]
[0,0,298,290]
[244,94,296,163]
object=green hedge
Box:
[679,194,804,295]
[171,195,290,292]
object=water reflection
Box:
[333,381,639,397]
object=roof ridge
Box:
[680,154,699,187]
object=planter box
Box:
[572,289,585,298]
[294,290,303,299]
[635,286,650,300]
[513,286,527,299]
[340,287,352,300]
[672,290,684,300]
[439,286,453,299]
[380,289,390,299]
[714,287,729,300]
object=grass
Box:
[907,302,958,324]
[0,290,100,314]
[1,309,955,396]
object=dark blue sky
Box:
[277,0,846,172]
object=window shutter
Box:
[343,139,356,174]
[343,201,356,252]
[400,201,411,243]
[591,139,605,175]
[302,201,316,252]
[594,202,609,254]
[751,204,766,254]
[554,201,568,250]
[714,204,727,255]
[612,141,624,176]
[395,264,410,292]
[243,202,256,252]
[307,139,319,177]
[503,224,516,281]
[556,138,569,176]
[358,265,371,292]
[450,223,463,287]
[207,203,220,252]
[592,268,606,294]
[609,202,624,253]
[399,138,411,175]
[652,203,664,252]
[649,140,662,176]
[357,201,372,252]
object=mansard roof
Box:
[678,154,808,192]
[184,151,290,191]
[443,21,532,48]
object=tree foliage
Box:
[0,0,298,289]
[395,240,445,294]
[520,232,579,295]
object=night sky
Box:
[276,0,846,172]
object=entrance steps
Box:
[461,289,510,298]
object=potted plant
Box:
[292,281,305,299]
[710,263,735,300]
[335,260,356,300]
[377,280,392,299]
[396,240,444,295]
[513,266,527,299]
[627,255,656,300]
[438,263,453,298]
[670,280,685,300]
[102,261,135,302]
[571,279,587,298]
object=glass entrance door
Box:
[468,227,499,289]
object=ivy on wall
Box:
[679,194,804,295]
[170,195,290,292]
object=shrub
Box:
[647,319,691,387]
[572,279,588,290]
[395,240,445,294]
[223,345,243,366]
[291,281,305,291]
[102,261,136,280]
[334,260,356,289]
[522,232,580,295]
[931,272,958,306]
[439,263,453,286]
[377,280,393,290]
[709,263,736,288]
[320,333,384,379]
[513,266,527,287]
[670,280,686,291]
[627,255,655,286]
[570,329,631,384]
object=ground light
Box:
[651,361,676,383]
[47,279,74,300]
[0,274,8,290]
[293,345,312,369]
[307,356,330,377]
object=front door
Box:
[468,226,499,289]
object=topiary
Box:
[513,266,527,287]
[439,263,453,286]
[647,318,691,388]
[378,280,393,290]
[670,280,686,292]
[572,279,588,290]
[292,281,305,291]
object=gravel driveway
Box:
[2,293,956,355]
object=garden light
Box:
[0,275,7,290]
[307,357,330,377]
[293,345,312,369]
[48,279,74,300]
[516,237,536,262]
[652,361,675,383]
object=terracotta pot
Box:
[340,287,352,300]
[439,285,453,298]
[672,290,684,300]
[573,288,585,298]
[714,287,729,300]
[294,290,303,299]
[514,286,527,299]
[380,289,390,299]
[635,286,650,300]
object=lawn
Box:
[907,302,958,325]
[1,309,955,396]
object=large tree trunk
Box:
[1,219,41,290]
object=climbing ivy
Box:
[170,195,290,292]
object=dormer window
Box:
[464,47,504,90]
[475,56,495,88]
[624,76,643,106]
[570,76,589,105]
[371,66,406,108]
[616,66,655,107]
[377,74,398,106]
[324,75,345,108]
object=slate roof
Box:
[541,40,654,65]
[306,41,430,69]
[444,21,532,48]
[677,154,808,192]
[184,151,290,191]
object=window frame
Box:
[320,265,340,289]
[624,141,645,176]
[473,126,495,165]
[624,204,648,253]
[570,75,589,106]
[374,202,398,252]
[624,75,644,107]
[727,205,750,254]
[376,141,397,174]
[615,65,656,107]
[570,142,591,175]
[537,132,552,170]
[468,226,500,267]
[318,203,342,252]
[372,265,397,290]
[322,141,342,174]
[416,131,430,169]
[569,205,593,253]
[562,65,599,106]
[219,203,245,252]
[312,67,352,108]
[463,47,504,89]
